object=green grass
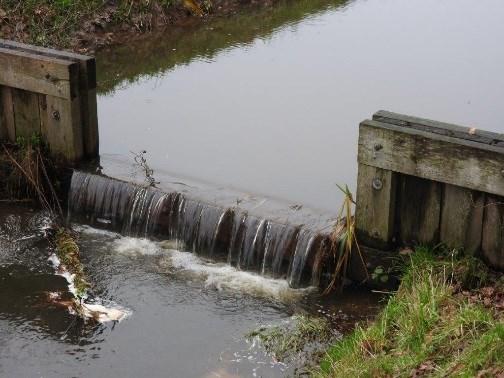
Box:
[247,314,334,361]
[317,248,504,377]
[0,0,180,49]
[1,0,103,47]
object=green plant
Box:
[55,228,90,299]
[247,315,333,361]
[316,249,504,377]
[323,184,368,294]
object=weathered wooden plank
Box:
[0,86,7,140]
[0,39,99,157]
[43,95,84,162]
[355,163,397,249]
[373,110,504,146]
[0,47,79,99]
[0,86,16,141]
[84,88,99,157]
[481,195,504,270]
[440,184,484,255]
[358,120,504,197]
[11,88,41,139]
[38,94,48,143]
[397,175,441,246]
[0,39,96,89]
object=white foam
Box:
[73,224,120,238]
[47,252,130,323]
[75,226,313,301]
[112,237,162,256]
[161,250,314,301]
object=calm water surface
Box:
[97,0,504,212]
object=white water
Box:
[47,251,131,323]
[79,225,315,301]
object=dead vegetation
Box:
[0,137,63,218]
[323,185,368,294]
[0,0,270,53]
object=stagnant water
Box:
[96,0,504,211]
[0,205,380,377]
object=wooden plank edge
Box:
[358,120,504,197]
[0,47,80,99]
[0,39,96,89]
[373,110,504,146]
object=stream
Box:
[1,0,504,376]
[0,204,379,377]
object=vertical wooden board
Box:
[0,86,5,140]
[440,184,484,255]
[0,40,99,158]
[397,175,442,246]
[481,195,504,270]
[0,86,16,141]
[38,94,48,141]
[43,95,84,162]
[83,88,99,158]
[11,88,41,139]
[355,163,397,249]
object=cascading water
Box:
[68,171,334,288]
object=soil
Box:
[0,0,279,54]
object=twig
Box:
[2,145,52,211]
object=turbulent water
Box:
[68,171,334,289]
[0,206,380,377]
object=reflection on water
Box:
[97,0,504,212]
[0,207,380,377]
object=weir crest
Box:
[68,171,334,288]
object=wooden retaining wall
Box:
[356,110,504,270]
[0,39,98,162]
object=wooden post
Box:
[0,39,99,159]
[397,175,441,246]
[481,196,504,270]
[440,185,484,255]
[0,86,16,141]
[355,163,397,249]
[356,110,504,270]
[0,40,98,163]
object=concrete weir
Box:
[68,165,338,289]
[2,38,503,282]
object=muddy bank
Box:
[0,0,288,53]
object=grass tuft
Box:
[316,248,504,377]
[246,314,334,361]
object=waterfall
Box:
[68,171,333,288]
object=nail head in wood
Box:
[372,177,383,190]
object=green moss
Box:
[247,314,333,361]
[55,228,90,298]
[317,249,504,377]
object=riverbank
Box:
[0,0,281,53]
[317,248,504,377]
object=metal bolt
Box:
[374,143,383,151]
[52,110,60,121]
[372,177,383,190]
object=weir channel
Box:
[1,0,504,376]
